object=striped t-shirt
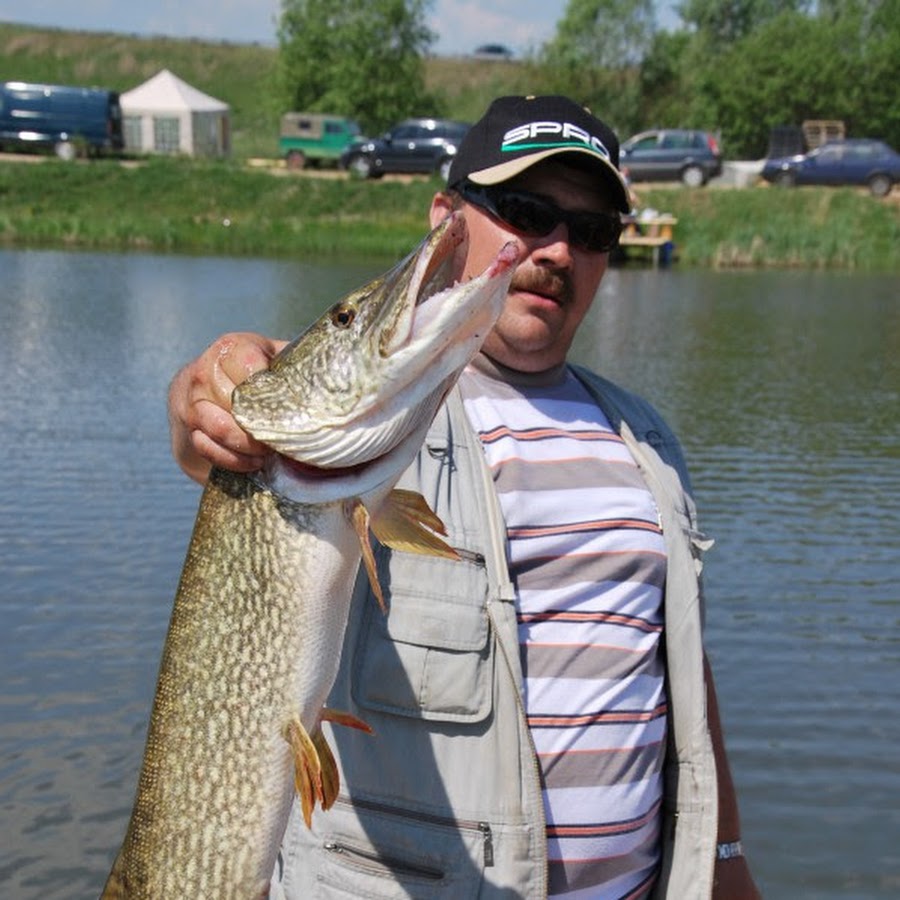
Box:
[459,357,668,900]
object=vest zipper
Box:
[323,839,445,881]
[454,547,486,567]
[454,387,547,895]
[333,795,495,868]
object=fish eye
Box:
[330,305,356,328]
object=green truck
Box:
[278,112,362,168]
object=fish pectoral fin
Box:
[351,490,458,614]
[350,500,387,613]
[370,489,460,560]
[285,716,323,828]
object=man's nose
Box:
[529,222,574,268]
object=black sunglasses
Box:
[456,181,622,253]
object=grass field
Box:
[1,152,898,270]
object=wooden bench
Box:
[619,214,678,266]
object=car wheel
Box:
[54,141,76,161]
[285,150,306,170]
[867,174,892,198]
[348,154,374,178]
[775,171,796,188]
[681,165,705,188]
[438,157,453,182]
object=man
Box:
[167,96,759,898]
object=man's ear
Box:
[429,192,455,230]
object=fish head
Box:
[232,212,517,503]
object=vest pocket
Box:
[352,550,494,723]
[310,803,490,898]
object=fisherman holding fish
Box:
[166,96,760,899]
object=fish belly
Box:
[103,468,360,898]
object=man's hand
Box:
[167,332,288,484]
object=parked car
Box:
[0,80,124,159]
[278,112,362,169]
[341,118,470,180]
[761,139,900,197]
[473,44,514,60]
[620,128,722,187]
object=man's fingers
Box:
[168,332,286,483]
[212,334,282,398]
[190,429,268,474]
[195,399,268,461]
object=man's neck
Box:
[471,351,568,387]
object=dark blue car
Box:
[761,139,900,197]
[341,118,470,181]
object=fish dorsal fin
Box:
[350,490,459,612]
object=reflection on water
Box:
[1,250,898,898]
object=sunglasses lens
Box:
[461,183,621,253]
[494,193,557,238]
[573,214,622,252]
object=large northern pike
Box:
[100,212,517,899]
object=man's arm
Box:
[167,332,287,484]
[706,654,762,899]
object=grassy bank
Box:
[640,185,900,270]
[2,155,899,270]
[0,156,440,260]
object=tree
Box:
[676,0,811,45]
[544,0,657,69]
[676,0,900,157]
[276,0,440,134]
[537,0,657,134]
[638,29,693,127]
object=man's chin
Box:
[480,326,569,373]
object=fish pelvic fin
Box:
[286,711,373,828]
[286,716,323,828]
[318,709,373,811]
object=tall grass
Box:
[640,186,900,270]
[0,155,440,259]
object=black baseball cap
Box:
[447,95,630,213]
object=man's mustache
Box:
[510,268,574,306]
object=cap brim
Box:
[467,147,631,213]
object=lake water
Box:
[0,248,897,899]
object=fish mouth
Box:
[236,213,517,502]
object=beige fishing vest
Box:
[271,367,718,899]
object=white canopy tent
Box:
[120,69,230,157]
